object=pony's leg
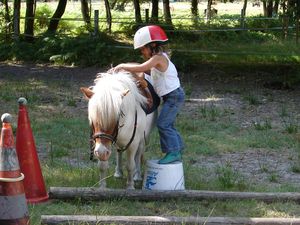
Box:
[126,150,137,189]
[114,151,123,178]
[134,141,145,181]
[98,160,109,188]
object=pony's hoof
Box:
[114,171,123,178]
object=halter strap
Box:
[90,109,138,158]
[117,110,137,152]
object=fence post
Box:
[145,9,149,23]
[94,10,99,35]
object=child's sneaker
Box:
[158,151,182,164]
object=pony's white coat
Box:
[89,72,147,131]
[88,72,156,189]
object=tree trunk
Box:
[3,0,11,39]
[267,0,273,17]
[263,1,267,16]
[13,0,21,39]
[4,0,11,26]
[81,0,91,28]
[206,0,213,23]
[163,0,172,25]
[282,0,288,39]
[263,0,274,17]
[133,0,142,24]
[241,0,247,28]
[242,0,247,16]
[263,0,279,17]
[47,0,67,33]
[191,0,198,25]
[24,0,35,41]
[151,0,159,23]
[104,0,112,32]
[273,0,279,16]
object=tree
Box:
[241,0,247,28]
[47,0,67,33]
[24,0,35,41]
[133,0,142,24]
[1,0,11,39]
[104,0,112,32]
[81,0,91,29]
[191,0,199,25]
[281,0,298,40]
[162,0,172,25]
[205,0,213,22]
[262,0,280,17]
[13,0,21,39]
[151,0,159,23]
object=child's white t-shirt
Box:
[150,53,180,97]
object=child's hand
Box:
[112,64,124,73]
[136,77,148,89]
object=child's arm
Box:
[113,55,163,74]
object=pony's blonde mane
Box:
[88,72,147,131]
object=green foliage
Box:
[0,4,12,41]
[34,4,53,32]
[216,162,247,190]
[1,3,300,68]
[0,33,131,66]
[245,16,282,30]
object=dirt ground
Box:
[1,62,300,189]
[183,64,300,189]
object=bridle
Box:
[89,109,138,160]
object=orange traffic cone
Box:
[0,113,30,225]
[15,97,49,204]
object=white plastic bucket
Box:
[142,159,185,190]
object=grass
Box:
[29,199,300,224]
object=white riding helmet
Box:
[133,25,168,49]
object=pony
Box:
[81,72,157,189]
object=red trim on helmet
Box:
[148,25,168,42]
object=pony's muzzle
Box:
[94,148,112,161]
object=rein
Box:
[90,109,138,159]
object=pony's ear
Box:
[80,87,94,100]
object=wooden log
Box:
[41,215,300,225]
[49,187,300,203]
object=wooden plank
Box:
[41,215,300,225]
[49,187,300,203]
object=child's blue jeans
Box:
[157,87,185,153]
